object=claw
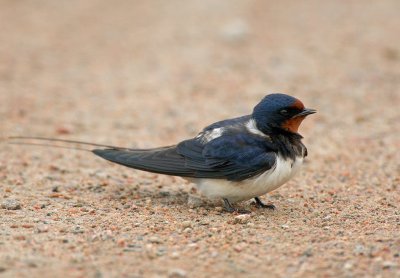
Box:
[223,198,251,214]
[254,197,275,210]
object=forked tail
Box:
[8,136,126,151]
[7,136,190,177]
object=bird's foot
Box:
[253,197,275,210]
[223,198,251,214]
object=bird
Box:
[9,93,316,213]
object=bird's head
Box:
[252,93,316,134]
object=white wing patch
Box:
[197,127,225,143]
[197,118,267,143]
[245,119,269,138]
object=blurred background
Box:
[0,0,399,277]
[1,0,398,146]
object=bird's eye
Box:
[280,109,288,115]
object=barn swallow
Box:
[10,93,316,213]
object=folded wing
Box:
[93,133,276,181]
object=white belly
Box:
[194,156,303,203]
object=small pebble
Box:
[71,226,84,234]
[159,190,170,197]
[382,261,396,269]
[302,248,313,257]
[145,247,157,260]
[220,19,249,42]
[200,220,210,225]
[149,236,162,244]
[36,224,49,233]
[353,244,365,255]
[14,235,26,240]
[344,261,353,270]
[117,239,126,247]
[187,243,198,248]
[1,199,21,210]
[233,243,247,252]
[168,268,187,278]
[101,230,113,240]
[187,194,203,208]
[181,221,192,228]
[214,206,223,212]
[170,252,180,259]
[56,126,72,135]
[131,205,139,210]
[233,214,251,224]
[25,259,38,268]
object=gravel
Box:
[1,1,399,277]
[1,199,21,210]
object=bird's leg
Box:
[223,198,251,214]
[223,198,236,213]
[254,197,276,210]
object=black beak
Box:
[293,108,316,118]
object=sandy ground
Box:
[1,0,399,277]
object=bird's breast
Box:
[194,155,304,202]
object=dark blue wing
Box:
[177,134,276,181]
[93,128,276,181]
